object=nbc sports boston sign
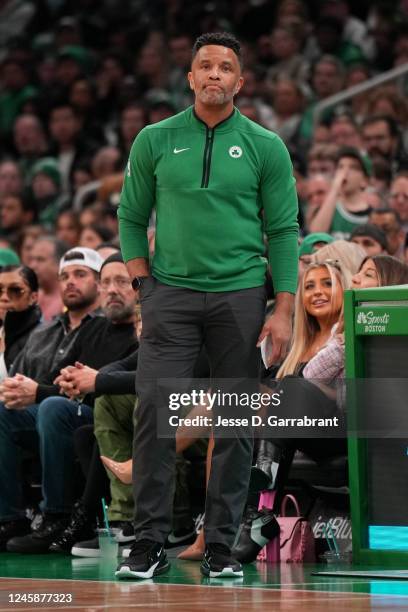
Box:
[355,307,408,335]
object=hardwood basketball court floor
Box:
[1,549,408,611]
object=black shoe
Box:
[49,502,95,554]
[0,519,31,550]
[71,522,134,558]
[232,506,280,564]
[6,514,69,554]
[250,440,282,492]
[71,536,100,557]
[115,540,170,579]
[200,543,243,578]
[111,521,135,544]
[165,526,196,549]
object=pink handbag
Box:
[279,494,315,563]
[257,492,315,563]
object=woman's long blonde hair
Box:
[277,262,346,379]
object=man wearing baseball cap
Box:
[0,247,137,553]
[299,232,335,259]
[298,232,334,276]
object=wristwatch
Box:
[131,276,148,291]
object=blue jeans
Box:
[0,397,93,521]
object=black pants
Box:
[262,377,347,510]
[73,425,110,519]
[134,278,266,547]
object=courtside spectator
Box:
[0,248,137,552]
[0,264,42,379]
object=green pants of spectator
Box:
[94,394,135,522]
[93,393,204,530]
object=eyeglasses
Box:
[100,277,131,291]
[0,285,27,299]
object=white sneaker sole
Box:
[71,546,101,558]
[115,560,169,580]
[209,567,244,578]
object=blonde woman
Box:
[234,261,348,562]
[276,261,345,379]
[234,255,408,563]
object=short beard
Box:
[199,89,233,106]
[64,293,97,311]
[103,302,134,323]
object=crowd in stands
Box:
[1,0,408,561]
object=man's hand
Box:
[257,292,294,366]
[332,167,348,194]
[54,362,98,398]
[0,374,38,409]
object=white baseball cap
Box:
[59,247,103,274]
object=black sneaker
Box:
[111,521,135,544]
[200,543,243,578]
[165,526,196,549]
[232,506,280,564]
[6,514,69,553]
[49,501,95,554]
[0,519,31,551]
[71,522,134,558]
[115,540,170,579]
[71,535,100,557]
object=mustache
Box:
[63,288,81,296]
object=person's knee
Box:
[36,396,75,433]
[93,395,109,423]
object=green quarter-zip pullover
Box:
[119,106,299,293]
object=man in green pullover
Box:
[116,32,299,580]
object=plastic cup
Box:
[320,550,352,564]
[97,528,118,559]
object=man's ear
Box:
[234,76,244,96]
[187,71,194,91]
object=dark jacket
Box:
[4,304,42,371]
[94,345,210,396]
[11,309,103,382]
[35,316,138,403]
[95,349,139,395]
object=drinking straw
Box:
[323,523,335,553]
[325,521,340,556]
[101,498,113,541]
